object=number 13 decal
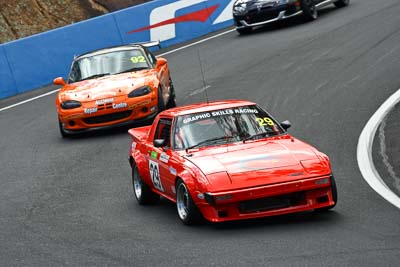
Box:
[149,160,164,192]
[256,117,275,126]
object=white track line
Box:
[357,88,400,209]
[0,88,61,112]
[0,28,236,113]
[158,28,236,56]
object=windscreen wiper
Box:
[186,135,237,150]
[243,132,277,142]
[114,67,148,75]
[80,73,110,81]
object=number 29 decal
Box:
[256,117,275,126]
[149,160,164,192]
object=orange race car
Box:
[54,42,176,137]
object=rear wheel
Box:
[316,175,337,211]
[334,0,349,8]
[157,86,166,113]
[237,27,252,35]
[132,163,159,205]
[166,76,177,109]
[302,0,318,21]
[176,179,202,225]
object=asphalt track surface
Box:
[1,0,400,265]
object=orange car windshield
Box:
[69,49,150,82]
[173,105,284,150]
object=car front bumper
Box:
[233,2,302,29]
[58,95,158,133]
[196,175,335,223]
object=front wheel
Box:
[132,163,160,205]
[316,175,337,211]
[176,179,202,225]
[302,0,318,21]
[58,119,70,138]
[334,0,349,8]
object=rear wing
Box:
[132,41,161,49]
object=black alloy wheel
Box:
[302,0,318,21]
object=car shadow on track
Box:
[58,120,153,141]
[135,196,344,231]
[237,6,339,36]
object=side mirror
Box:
[53,77,66,86]
[280,120,291,131]
[154,139,166,148]
[156,57,167,69]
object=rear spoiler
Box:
[133,41,161,48]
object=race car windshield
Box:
[174,105,284,150]
[68,49,150,83]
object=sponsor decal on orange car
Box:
[96,98,114,105]
[129,99,152,110]
[113,103,128,109]
[84,107,98,114]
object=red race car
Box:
[128,100,337,225]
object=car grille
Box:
[83,110,132,124]
[246,10,280,24]
[97,103,113,111]
[239,192,306,214]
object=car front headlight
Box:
[60,100,81,109]
[128,86,151,98]
[233,5,247,13]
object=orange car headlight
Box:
[60,100,81,109]
[128,86,151,98]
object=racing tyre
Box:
[302,0,318,21]
[176,179,202,225]
[237,27,252,35]
[334,0,349,8]
[166,77,177,109]
[58,119,70,138]
[132,163,160,205]
[316,175,337,211]
[157,86,166,113]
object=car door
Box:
[147,117,176,197]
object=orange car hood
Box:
[59,71,156,102]
[185,137,330,191]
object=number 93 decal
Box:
[256,117,275,126]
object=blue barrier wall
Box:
[0,0,234,99]
[0,45,18,98]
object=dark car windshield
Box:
[68,48,150,83]
[173,105,284,150]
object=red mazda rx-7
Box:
[128,100,337,224]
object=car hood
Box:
[59,71,156,102]
[185,136,331,191]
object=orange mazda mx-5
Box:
[54,42,176,137]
